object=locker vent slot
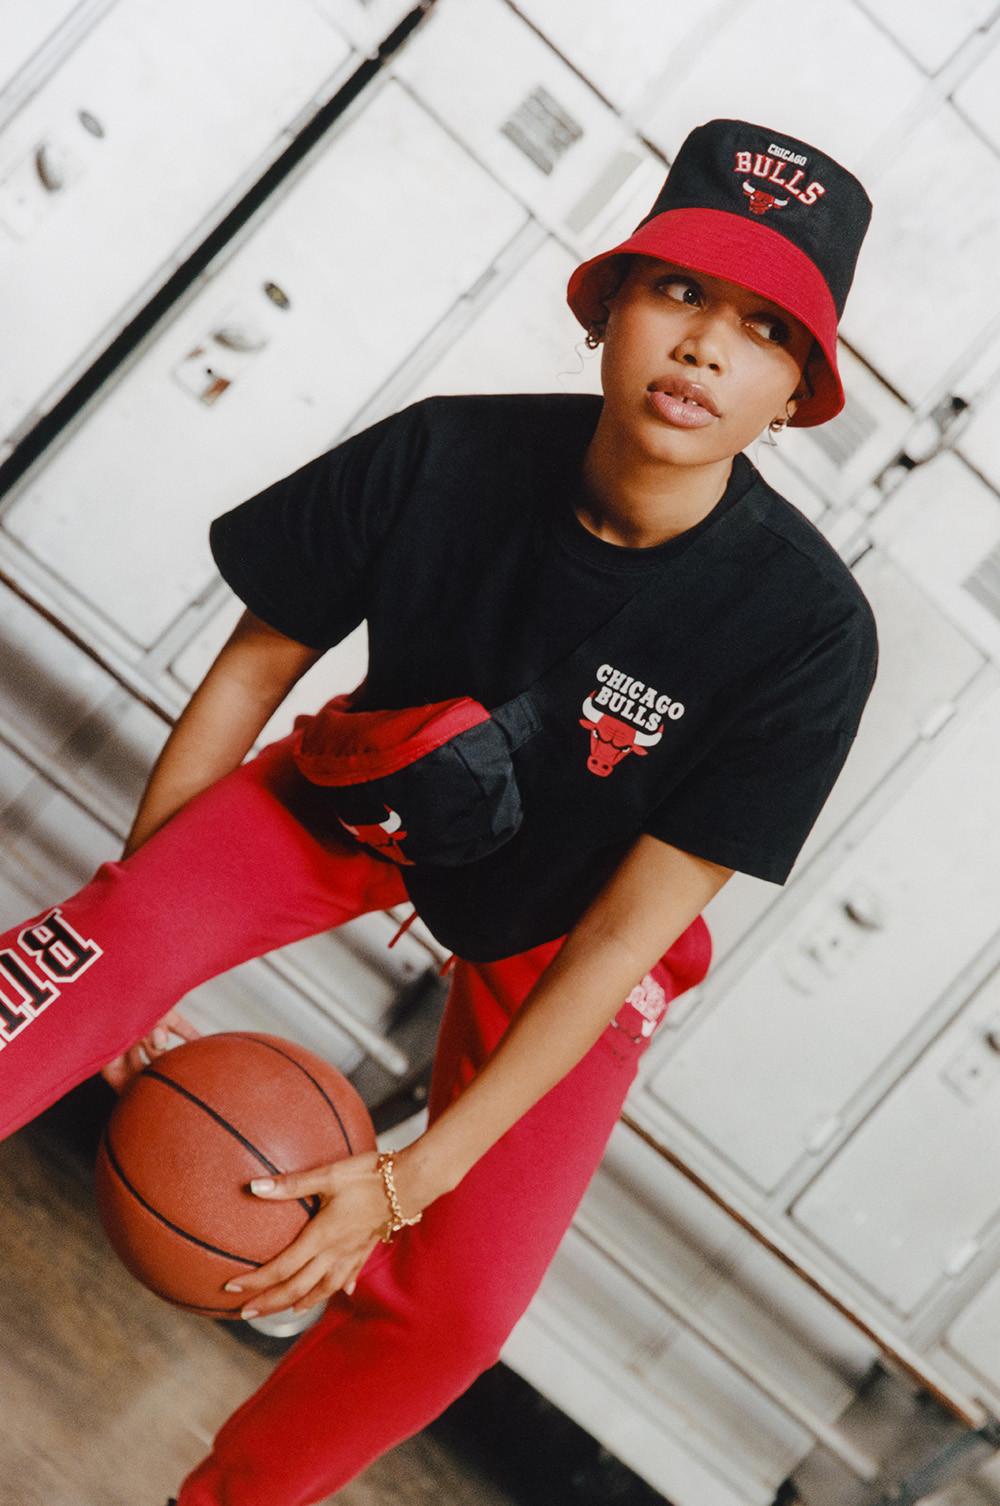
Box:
[963,539,1000,623]
[807,390,879,467]
[500,85,583,177]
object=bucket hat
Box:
[566,117,873,426]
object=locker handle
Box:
[35,143,67,193]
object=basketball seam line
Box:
[101,1130,264,1269]
[143,1068,318,1219]
[225,1033,356,1154]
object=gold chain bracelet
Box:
[375,1151,423,1244]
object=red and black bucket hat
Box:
[566,117,873,426]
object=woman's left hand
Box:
[223,1149,404,1318]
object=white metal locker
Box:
[959,374,1000,492]
[855,0,999,73]
[2,77,526,650]
[947,1255,1000,1395]
[868,452,1000,667]
[393,0,658,251]
[792,958,1000,1316]
[509,0,732,118]
[774,344,913,512]
[640,679,1000,1192]
[0,0,85,96]
[954,31,1000,149]
[696,549,983,971]
[400,236,603,405]
[0,0,354,451]
[839,104,1000,407]
[635,0,925,167]
[315,0,422,56]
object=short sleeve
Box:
[207,397,429,649]
[643,598,879,884]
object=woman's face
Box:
[594,254,816,463]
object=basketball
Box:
[94,1031,377,1317]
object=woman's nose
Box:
[673,315,727,374]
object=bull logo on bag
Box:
[336,804,415,865]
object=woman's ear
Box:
[795,340,821,402]
[590,253,633,330]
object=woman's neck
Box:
[576,416,735,549]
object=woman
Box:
[1,117,878,1504]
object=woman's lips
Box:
[646,388,718,429]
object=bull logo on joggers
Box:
[336,803,415,865]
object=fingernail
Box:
[241,1308,260,1320]
[250,1178,274,1194]
[346,1281,356,1295]
[224,1281,243,1293]
[152,1029,168,1049]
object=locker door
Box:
[393,0,657,248]
[855,0,998,72]
[697,552,982,966]
[792,960,1000,1316]
[0,0,352,447]
[868,452,1000,667]
[954,33,1000,150]
[840,104,1000,406]
[512,0,730,115]
[0,0,85,95]
[635,0,925,162]
[641,682,1000,1192]
[2,78,526,648]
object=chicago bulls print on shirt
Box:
[578,661,685,778]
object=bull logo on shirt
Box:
[336,803,415,865]
[578,663,685,777]
[579,694,662,775]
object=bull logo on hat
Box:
[336,803,415,865]
[742,181,788,216]
[579,692,663,777]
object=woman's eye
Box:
[657,276,701,306]
[747,314,790,344]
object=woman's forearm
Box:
[395,918,650,1207]
[393,834,730,1213]
[124,673,283,855]
[123,611,324,856]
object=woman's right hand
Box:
[100,1007,203,1094]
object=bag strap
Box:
[490,566,667,744]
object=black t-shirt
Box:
[209,392,879,961]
